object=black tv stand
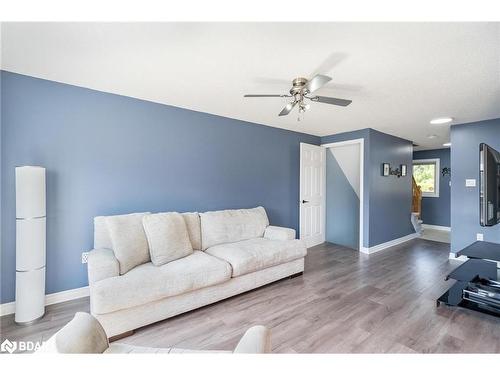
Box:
[437,241,500,318]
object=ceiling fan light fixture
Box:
[244,72,352,117]
[430,117,453,125]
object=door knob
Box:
[302,200,309,204]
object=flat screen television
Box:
[480,143,500,226]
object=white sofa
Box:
[87,207,307,337]
[38,312,271,353]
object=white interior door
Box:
[300,142,326,248]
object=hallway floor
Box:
[420,228,451,243]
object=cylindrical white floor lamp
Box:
[15,166,46,325]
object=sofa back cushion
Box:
[94,216,113,250]
[105,212,151,274]
[142,212,193,266]
[94,212,202,251]
[200,206,269,250]
[182,212,202,251]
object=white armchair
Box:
[37,312,271,354]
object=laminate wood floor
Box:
[2,238,500,353]
[420,228,451,244]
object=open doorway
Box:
[412,148,451,243]
[323,139,364,250]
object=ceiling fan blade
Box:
[310,96,352,106]
[310,52,348,77]
[279,102,297,116]
[304,74,332,94]
[321,83,363,93]
[253,77,291,85]
[244,94,289,98]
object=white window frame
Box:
[413,158,440,198]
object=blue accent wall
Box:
[0,71,319,303]
[326,151,359,249]
[368,130,414,246]
[450,118,500,253]
[413,148,451,227]
[322,128,414,248]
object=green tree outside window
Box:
[413,164,436,193]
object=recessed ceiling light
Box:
[430,117,453,125]
[443,142,452,147]
[427,134,438,139]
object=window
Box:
[413,158,440,197]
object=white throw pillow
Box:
[105,213,151,275]
[142,212,193,266]
[182,212,202,251]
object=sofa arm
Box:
[87,248,120,284]
[233,326,271,353]
[264,226,296,241]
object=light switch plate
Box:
[476,233,484,241]
[81,252,89,264]
[465,179,476,187]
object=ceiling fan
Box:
[244,74,352,118]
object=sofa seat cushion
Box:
[205,238,307,277]
[91,251,232,314]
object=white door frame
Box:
[299,143,326,248]
[321,139,365,251]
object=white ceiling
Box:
[1,22,499,149]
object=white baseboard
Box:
[0,302,16,317]
[360,233,420,255]
[422,224,451,232]
[448,253,467,261]
[0,286,89,317]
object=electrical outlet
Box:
[81,251,89,264]
[476,233,484,241]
